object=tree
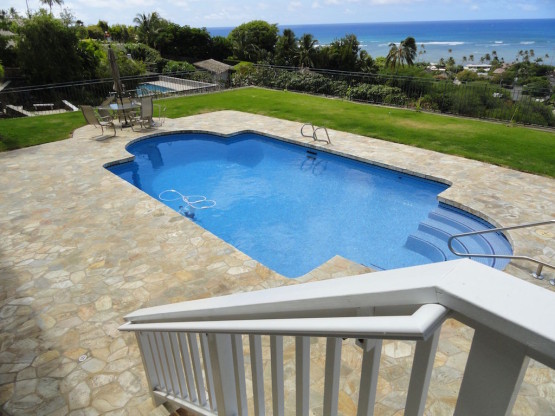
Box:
[296,33,317,68]
[275,29,297,66]
[324,34,360,71]
[211,36,232,61]
[17,12,83,84]
[133,12,162,49]
[39,0,63,15]
[385,36,417,69]
[228,20,278,61]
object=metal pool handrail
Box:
[447,219,555,283]
[301,123,332,144]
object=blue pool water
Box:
[137,83,175,96]
[108,132,512,277]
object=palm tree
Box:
[469,54,474,62]
[296,34,318,68]
[39,0,63,15]
[385,36,417,69]
[133,12,162,48]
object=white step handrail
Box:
[121,260,555,416]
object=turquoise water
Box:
[108,132,456,277]
[209,19,555,64]
[137,83,175,96]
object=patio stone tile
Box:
[0,110,553,415]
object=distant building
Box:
[463,64,492,72]
[193,59,232,83]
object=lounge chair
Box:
[80,105,116,136]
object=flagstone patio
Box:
[0,111,553,415]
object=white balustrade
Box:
[120,260,555,415]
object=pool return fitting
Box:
[301,123,332,144]
[159,190,216,219]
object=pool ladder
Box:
[301,123,332,144]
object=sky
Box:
[4,0,555,28]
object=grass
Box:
[0,111,85,152]
[1,87,554,177]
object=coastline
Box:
[208,18,555,64]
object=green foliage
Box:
[77,39,107,79]
[159,25,213,60]
[524,76,551,97]
[17,12,84,84]
[211,36,233,61]
[318,34,361,71]
[124,42,161,62]
[274,29,297,66]
[349,84,407,105]
[386,36,417,69]
[162,60,195,73]
[228,20,278,61]
[86,24,104,40]
[456,70,480,83]
[0,34,17,67]
[110,24,133,43]
[0,61,4,80]
[133,12,163,49]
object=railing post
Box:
[356,339,382,416]
[454,327,529,416]
[207,333,239,416]
[405,326,441,416]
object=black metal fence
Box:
[0,70,222,118]
[1,65,553,128]
[233,65,555,128]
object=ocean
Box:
[208,19,555,65]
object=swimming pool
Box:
[137,83,175,96]
[108,132,512,277]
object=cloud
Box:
[312,1,320,8]
[288,1,302,11]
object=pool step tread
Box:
[404,235,447,263]
[432,206,513,255]
[412,226,495,267]
[405,205,513,270]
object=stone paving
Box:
[0,110,553,415]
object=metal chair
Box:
[80,105,116,136]
[130,96,155,131]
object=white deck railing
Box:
[120,259,555,416]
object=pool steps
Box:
[405,204,512,270]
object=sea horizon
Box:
[208,18,555,65]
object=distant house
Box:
[463,64,491,72]
[193,59,232,83]
[493,67,506,75]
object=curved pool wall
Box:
[107,131,513,278]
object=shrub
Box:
[0,62,4,81]
[162,60,195,74]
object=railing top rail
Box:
[121,304,448,340]
[124,260,555,367]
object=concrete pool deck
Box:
[0,110,553,415]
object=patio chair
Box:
[130,96,155,131]
[80,105,116,136]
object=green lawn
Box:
[1,87,554,177]
[0,111,85,152]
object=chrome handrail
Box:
[301,123,332,144]
[314,127,331,144]
[447,219,555,284]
